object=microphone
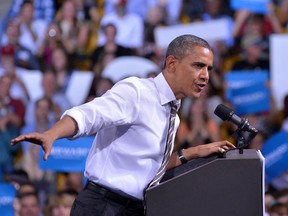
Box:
[214,104,258,134]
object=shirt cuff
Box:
[61,108,84,139]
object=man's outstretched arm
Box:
[11,115,78,160]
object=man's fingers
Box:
[226,141,236,148]
[43,146,52,161]
[44,152,49,161]
[11,134,29,145]
[11,133,43,146]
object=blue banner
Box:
[230,0,270,14]
[39,136,94,172]
[0,183,16,216]
[261,130,288,183]
[225,71,270,115]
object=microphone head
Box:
[214,104,234,121]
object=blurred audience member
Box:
[18,192,42,216]
[14,0,48,55]
[17,181,38,195]
[44,190,77,216]
[71,0,90,23]
[230,34,270,72]
[202,0,235,71]
[85,4,101,55]
[141,6,166,61]
[0,44,30,104]
[99,0,144,51]
[177,95,220,150]
[54,0,86,55]
[268,202,288,216]
[233,9,281,48]
[43,194,58,216]
[17,107,57,206]
[37,22,62,70]
[21,96,54,154]
[72,4,101,71]
[25,70,71,124]
[90,23,133,77]
[86,77,114,102]
[50,46,72,93]
[5,168,30,191]
[0,74,25,174]
[16,143,57,207]
[7,0,55,24]
[1,20,40,70]
[149,0,183,25]
[13,181,38,215]
[63,172,83,193]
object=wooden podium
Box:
[145,149,265,216]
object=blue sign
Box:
[0,183,16,216]
[39,136,94,172]
[261,130,288,183]
[230,0,271,14]
[225,71,270,115]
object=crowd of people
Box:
[1,0,288,215]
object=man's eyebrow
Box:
[192,62,214,70]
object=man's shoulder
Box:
[114,76,156,94]
[119,76,153,85]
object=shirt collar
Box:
[153,72,181,108]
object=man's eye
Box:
[208,66,214,72]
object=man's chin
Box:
[190,93,201,99]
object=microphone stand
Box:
[232,126,258,154]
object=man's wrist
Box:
[178,148,188,164]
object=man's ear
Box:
[165,55,177,72]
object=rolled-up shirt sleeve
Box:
[61,108,86,139]
[61,77,141,138]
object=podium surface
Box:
[145,149,265,216]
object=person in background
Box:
[0,44,30,104]
[14,0,48,56]
[176,95,220,150]
[86,77,114,102]
[268,202,288,216]
[1,20,40,70]
[90,23,133,79]
[0,74,25,174]
[141,5,166,66]
[11,34,235,215]
[21,96,54,154]
[37,22,62,70]
[25,70,71,125]
[18,192,42,216]
[6,0,55,24]
[54,0,86,56]
[50,46,72,93]
[99,0,144,52]
[230,34,270,72]
[44,189,77,216]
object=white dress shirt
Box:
[62,73,180,200]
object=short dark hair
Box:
[165,34,212,61]
[21,0,33,8]
[17,192,39,204]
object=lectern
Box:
[145,149,265,216]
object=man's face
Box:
[169,46,214,99]
[19,194,41,216]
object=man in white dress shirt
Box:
[11,34,235,215]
